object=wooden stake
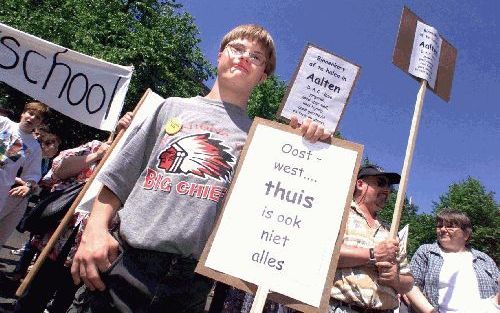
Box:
[390,80,427,238]
[250,285,270,313]
[16,89,151,297]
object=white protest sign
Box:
[398,224,409,259]
[203,119,362,309]
[393,7,456,102]
[408,21,442,89]
[390,7,457,236]
[278,44,360,133]
[75,90,164,214]
[0,22,133,131]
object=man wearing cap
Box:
[329,164,414,313]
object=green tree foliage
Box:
[363,159,435,257]
[247,74,287,121]
[246,75,345,139]
[378,192,435,258]
[357,163,497,262]
[433,177,499,262]
[407,213,436,255]
[0,0,213,148]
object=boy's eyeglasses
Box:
[226,43,266,66]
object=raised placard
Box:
[393,7,457,102]
[408,20,442,88]
[196,118,363,312]
[277,44,360,133]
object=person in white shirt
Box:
[405,209,499,313]
[0,101,49,246]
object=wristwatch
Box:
[25,181,34,192]
[368,247,376,264]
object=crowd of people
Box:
[0,24,498,313]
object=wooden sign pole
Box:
[16,91,149,297]
[250,285,270,313]
[390,79,427,238]
[390,7,457,237]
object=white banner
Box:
[75,90,165,214]
[0,22,133,131]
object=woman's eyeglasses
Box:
[436,225,461,232]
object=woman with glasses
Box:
[405,209,499,312]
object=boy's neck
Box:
[19,125,34,134]
[204,79,250,110]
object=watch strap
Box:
[368,247,376,264]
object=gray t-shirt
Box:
[98,96,252,259]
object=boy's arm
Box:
[71,104,165,290]
[8,178,36,197]
[10,145,43,197]
[71,186,121,291]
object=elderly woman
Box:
[406,209,499,313]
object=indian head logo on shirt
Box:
[157,133,235,182]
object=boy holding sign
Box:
[69,24,329,313]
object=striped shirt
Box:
[331,202,410,310]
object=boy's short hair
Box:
[23,101,50,120]
[219,24,276,75]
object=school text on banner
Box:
[0,22,133,131]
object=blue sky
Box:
[181,1,499,213]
